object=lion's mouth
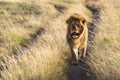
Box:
[71,32,80,38]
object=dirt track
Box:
[67,3,100,80]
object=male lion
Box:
[66,13,88,64]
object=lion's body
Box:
[66,13,88,64]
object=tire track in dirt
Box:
[67,2,100,80]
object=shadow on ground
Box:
[68,60,93,80]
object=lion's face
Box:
[69,19,83,38]
[66,13,86,39]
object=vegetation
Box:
[0,1,61,56]
[0,0,119,80]
[0,0,91,80]
[87,0,120,79]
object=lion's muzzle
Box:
[71,32,80,38]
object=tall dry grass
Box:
[0,0,91,80]
[87,0,120,79]
[0,0,67,56]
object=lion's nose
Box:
[73,25,77,30]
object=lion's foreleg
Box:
[78,48,82,60]
[70,47,79,64]
[81,46,87,59]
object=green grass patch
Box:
[10,34,27,45]
[6,3,19,10]
[0,2,42,15]
[0,10,8,16]
[8,3,41,15]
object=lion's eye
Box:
[75,23,80,27]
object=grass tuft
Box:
[6,3,19,10]
[87,0,120,79]
[9,34,27,45]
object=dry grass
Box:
[0,0,92,80]
[1,0,120,80]
[0,0,66,56]
[87,0,120,79]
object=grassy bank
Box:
[0,0,68,56]
[87,0,120,80]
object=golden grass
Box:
[87,0,120,79]
[0,1,61,56]
[2,0,120,79]
[0,0,91,80]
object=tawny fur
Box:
[66,13,88,64]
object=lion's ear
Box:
[66,16,73,24]
[81,17,86,25]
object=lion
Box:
[66,13,88,64]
